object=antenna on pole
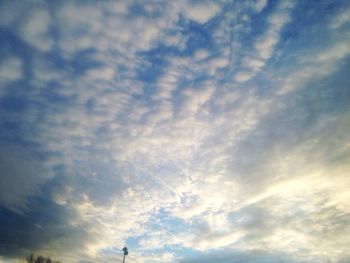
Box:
[122,247,128,263]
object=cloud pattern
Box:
[0,0,350,262]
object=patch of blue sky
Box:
[136,52,169,84]
[130,209,195,258]
[128,1,168,18]
[182,23,215,55]
[149,208,189,230]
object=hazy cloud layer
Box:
[0,0,349,262]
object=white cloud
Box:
[255,1,293,60]
[254,0,268,13]
[278,40,350,95]
[180,85,214,118]
[0,57,23,84]
[209,56,229,69]
[167,110,350,260]
[181,1,221,24]
[194,49,210,60]
[1,1,350,262]
[153,63,181,100]
[85,66,116,82]
[255,10,291,60]
[330,7,350,29]
[57,1,179,56]
[20,7,53,51]
[236,0,295,82]
[235,71,255,82]
[242,57,265,70]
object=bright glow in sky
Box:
[0,0,350,262]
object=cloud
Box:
[235,70,255,82]
[0,57,23,84]
[56,1,179,55]
[0,143,50,214]
[19,7,53,51]
[330,7,350,29]
[255,3,293,60]
[253,0,268,13]
[0,1,350,262]
[85,66,116,82]
[235,0,295,82]
[242,57,265,70]
[278,40,350,95]
[0,196,108,261]
[179,249,297,263]
[194,49,209,60]
[170,109,350,260]
[180,1,221,24]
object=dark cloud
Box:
[228,204,276,239]
[0,154,112,260]
[337,256,350,263]
[0,196,82,258]
[0,143,49,213]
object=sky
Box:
[0,0,349,262]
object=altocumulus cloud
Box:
[0,0,350,262]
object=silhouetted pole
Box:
[122,247,128,263]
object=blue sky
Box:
[0,0,350,262]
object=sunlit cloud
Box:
[0,0,349,263]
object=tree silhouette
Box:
[23,254,60,263]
